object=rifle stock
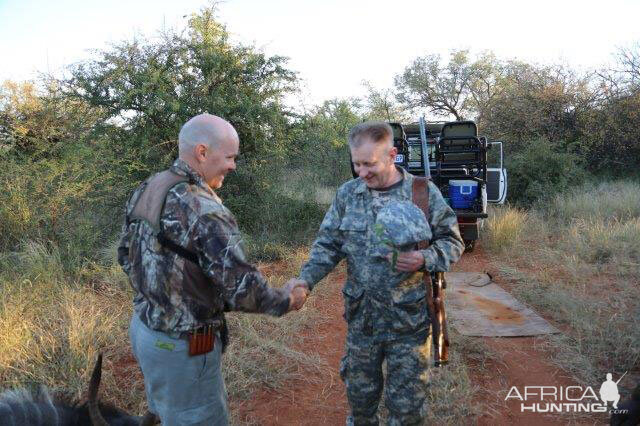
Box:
[411,177,450,367]
[425,271,449,367]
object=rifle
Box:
[412,177,450,367]
[426,271,449,366]
[418,116,431,179]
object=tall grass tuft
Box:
[483,205,528,253]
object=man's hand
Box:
[284,278,308,293]
[285,278,309,311]
[393,250,425,272]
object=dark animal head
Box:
[0,354,157,426]
[87,354,157,426]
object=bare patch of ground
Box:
[233,268,349,425]
[455,249,603,425]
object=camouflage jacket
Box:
[117,159,290,335]
[299,168,464,341]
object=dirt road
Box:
[235,249,599,425]
[456,250,596,426]
[234,270,349,425]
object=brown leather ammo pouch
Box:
[188,325,215,356]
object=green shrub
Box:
[506,139,588,206]
[0,141,131,270]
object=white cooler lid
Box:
[449,180,478,187]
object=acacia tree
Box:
[361,81,409,122]
[394,50,501,121]
[478,61,595,150]
[289,98,360,184]
[0,80,100,158]
[579,44,640,174]
[615,43,640,90]
[65,4,297,169]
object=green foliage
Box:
[0,140,128,270]
[223,165,326,243]
[577,91,640,175]
[0,80,102,158]
[394,50,502,121]
[0,4,361,269]
[478,61,592,151]
[394,46,640,180]
[373,224,398,269]
[361,81,409,122]
[288,99,359,187]
[56,5,326,254]
[506,139,588,206]
[65,5,297,168]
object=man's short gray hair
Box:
[348,121,393,148]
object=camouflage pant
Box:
[340,333,430,426]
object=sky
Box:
[1,0,640,106]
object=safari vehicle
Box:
[351,119,507,251]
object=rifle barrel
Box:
[419,116,431,179]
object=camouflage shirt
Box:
[299,168,464,341]
[118,159,290,335]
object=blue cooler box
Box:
[449,180,478,209]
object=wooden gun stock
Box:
[411,177,450,366]
[425,271,449,367]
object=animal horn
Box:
[88,354,110,426]
[140,410,160,426]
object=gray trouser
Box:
[129,314,229,426]
[340,333,429,426]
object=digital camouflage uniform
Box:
[299,167,464,426]
[118,158,290,424]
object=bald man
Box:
[118,114,308,425]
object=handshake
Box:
[284,278,310,312]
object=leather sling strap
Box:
[411,177,430,234]
[411,177,436,354]
[130,170,199,263]
[411,175,433,283]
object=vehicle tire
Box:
[464,240,476,252]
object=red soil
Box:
[235,249,609,424]
[455,249,604,426]
[234,269,349,425]
[110,247,607,424]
